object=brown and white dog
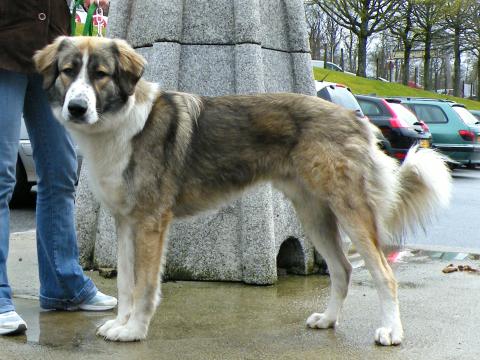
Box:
[34,36,451,345]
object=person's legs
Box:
[0,69,27,314]
[22,73,98,310]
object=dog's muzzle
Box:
[62,79,98,125]
[68,98,89,119]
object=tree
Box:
[390,0,420,85]
[445,0,476,97]
[370,32,400,80]
[342,29,358,73]
[466,1,480,100]
[305,2,344,63]
[305,2,324,59]
[412,0,447,90]
[324,15,344,64]
[314,0,402,77]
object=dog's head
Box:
[33,36,146,132]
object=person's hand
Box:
[84,0,109,11]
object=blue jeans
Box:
[0,69,97,313]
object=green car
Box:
[396,98,480,168]
[470,109,480,121]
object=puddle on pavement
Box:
[422,251,470,261]
[6,275,331,353]
[387,249,479,263]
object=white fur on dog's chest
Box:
[93,168,129,211]
[79,137,133,214]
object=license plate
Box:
[419,139,430,148]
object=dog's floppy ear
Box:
[33,36,68,90]
[113,39,146,97]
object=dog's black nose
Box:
[68,99,88,117]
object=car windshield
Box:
[388,103,419,126]
[328,87,365,117]
[453,106,479,126]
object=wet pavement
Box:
[2,250,480,359]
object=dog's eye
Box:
[61,68,75,77]
[94,71,109,79]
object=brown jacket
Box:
[0,0,71,73]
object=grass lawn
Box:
[313,67,480,110]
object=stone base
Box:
[77,181,322,285]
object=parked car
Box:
[366,76,390,82]
[311,60,356,76]
[355,95,432,161]
[312,60,344,72]
[316,81,364,116]
[315,81,391,154]
[399,98,480,168]
[10,118,82,207]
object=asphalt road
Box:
[9,166,480,252]
[406,166,480,253]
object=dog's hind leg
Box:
[290,194,352,329]
[97,215,135,337]
[276,181,352,330]
[103,211,173,342]
[332,201,403,346]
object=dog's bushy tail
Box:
[384,146,452,242]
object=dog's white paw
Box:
[97,317,128,337]
[103,323,147,342]
[306,313,337,329]
[374,326,403,346]
[97,319,118,337]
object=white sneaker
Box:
[0,311,27,335]
[67,291,117,311]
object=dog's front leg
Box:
[102,211,172,342]
[97,216,135,338]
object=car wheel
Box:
[9,158,33,208]
[466,163,476,169]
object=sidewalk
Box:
[3,231,480,359]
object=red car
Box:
[356,95,432,160]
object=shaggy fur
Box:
[34,36,452,345]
